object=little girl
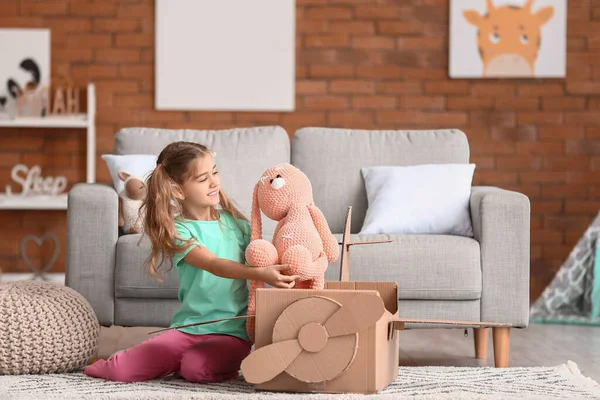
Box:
[85,141,297,383]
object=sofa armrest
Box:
[66,183,119,326]
[470,186,531,327]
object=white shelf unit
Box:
[0,114,88,128]
[0,194,67,210]
[0,83,96,211]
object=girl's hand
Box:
[257,264,299,288]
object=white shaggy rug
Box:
[1,362,599,400]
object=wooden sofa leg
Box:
[492,327,510,368]
[473,327,488,359]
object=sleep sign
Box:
[5,164,67,196]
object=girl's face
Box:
[180,154,220,212]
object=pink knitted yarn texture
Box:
[245,163,339,341]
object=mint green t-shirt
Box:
[169,210,251,342]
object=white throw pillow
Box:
[359,164,476,237]
[101,154,158,194]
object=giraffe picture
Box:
[449,0,566,78]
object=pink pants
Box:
[84,329,251,383]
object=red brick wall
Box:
[0,0,596,301]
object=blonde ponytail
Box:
[142,163,192,281]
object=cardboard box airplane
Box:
[157,206,512,394]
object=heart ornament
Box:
[19,232,60,280]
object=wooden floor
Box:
[99,323,600,382]
[397,324,600,381]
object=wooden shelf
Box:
[0,194,67,210]
[0,114,88,128]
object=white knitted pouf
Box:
[0,280,100,375]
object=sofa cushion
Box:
[115,234,180,299]
[325,233,482,301]
[291,128,470,233]
[101,154,158,194]
[360,164,476,236]
[113,126,290,236]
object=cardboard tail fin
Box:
[338,206,393,281]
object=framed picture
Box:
[155,0,295,111]
[449,0,566,78]
[0,28,51,116]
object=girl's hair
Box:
[141,141,248,281]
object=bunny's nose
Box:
[271,177,285,190]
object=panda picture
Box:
[0,28,50,117]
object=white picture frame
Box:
[155,0,296,111]
[449,0,566,79]
[0,28,50,116]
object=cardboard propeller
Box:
[241,292,386,384]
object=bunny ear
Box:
[118,171,130,182]
[251,182,262,241]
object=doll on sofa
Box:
[244,163,340,340]
[117,171,147,234]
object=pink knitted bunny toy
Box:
[245,163,339,341]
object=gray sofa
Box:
[66,126,530,366]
